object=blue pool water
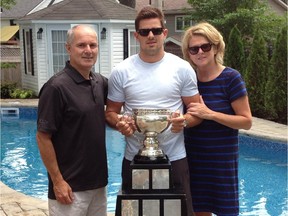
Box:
[1,107,287,215]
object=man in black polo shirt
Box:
[36,24,108,216]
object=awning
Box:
[0,25,19,42]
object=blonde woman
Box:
[182,22,252,216]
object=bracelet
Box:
[183,113,192,128]
[183,119,188,128]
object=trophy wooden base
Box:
[115,157,188,216]
[128,160,173,193]
[115,192,187,216]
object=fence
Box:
[0,45,22,86]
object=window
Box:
[51,30,69,74]
[23,29,34,75]
[130,31,139,55]
[123,29,139,59]
[175,16,193,32]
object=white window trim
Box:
[46,24,100,77]
[23,28,33,75]
[129,30,139,56]
[175,16,193,32]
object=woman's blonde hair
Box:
[181,22,225,69]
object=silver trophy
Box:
[132,108,172,163]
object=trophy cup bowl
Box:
[132,108,172,163]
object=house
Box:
[2,0,287,94]
[158,0,193,57]
[123,0,192,57]
[267,0,288,15]
[1,0,46,84]
[16,0,137,93]
[0,0,44,44]
[14,0,192,94]
[135,0,288,58]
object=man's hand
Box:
[116,113,136,136]
[53,179,74,204]
[170,110,186,133]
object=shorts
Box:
[48,186,107,216]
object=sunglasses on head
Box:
[137,28,163,36]
[188,43,213,55]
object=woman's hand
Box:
[186,95,214,120]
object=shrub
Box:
[10,88,35,99]
[0,62,17,69]
[264,26,287,124]
[1,82,36,99]
[245,29,269,118]
[1,82,17,98]
[225,25,246,76]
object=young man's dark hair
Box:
[134,6,165,31]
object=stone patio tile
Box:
[1,202,23,215]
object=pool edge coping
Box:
[1,99,287,144]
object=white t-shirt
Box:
[108,52,198,161]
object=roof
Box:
[19,0,137,21]
[165,35,182,46]
[273,0,288,9]
[0,26,19,42]
[136,0,192,12]
[1,0,43,19]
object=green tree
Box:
[225,25,245,76]
[187,0,287,124]
[264,26,287,124]
[245,29,269,117]
[0,0,16,9]
[187,0,286,46]
[187,0,261,40]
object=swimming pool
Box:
[1,107,287,215]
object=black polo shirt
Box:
[37,61,108,199]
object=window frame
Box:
[51,29,69,75]
[175,16,193,32]
[22,28,34,75]
[129,30,139,56]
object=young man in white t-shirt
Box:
[105,6,202,216]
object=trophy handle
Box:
[121,112,133,123]
[136,125,142,133]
